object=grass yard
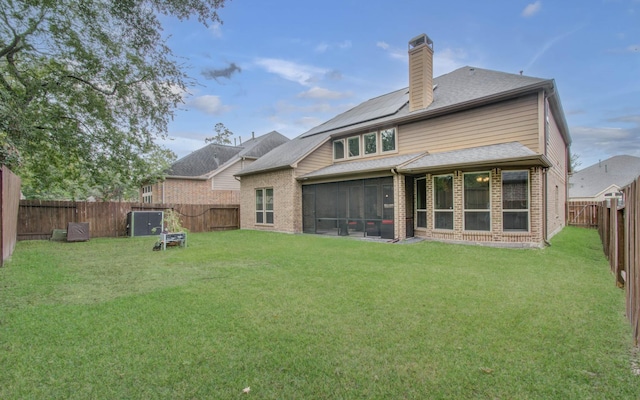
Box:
[1,227,638,399]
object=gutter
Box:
[397,154,552,174]
[165,175,208,181]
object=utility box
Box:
[126,211,163,237]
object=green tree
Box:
[0,0,228,200]
[205,122,234,145]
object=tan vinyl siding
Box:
[213,161,243,191]
[545,103,568,239]
[295,140,332,177]
[409,44,433,111]
[399,94,540,154]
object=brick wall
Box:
[413,167,544,247]
[142,179,239,205]
[240,169,301,233]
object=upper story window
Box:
[142,185,152,204]
[333,127,397,161]
[364,132,377,155]
[380,128,397,153]
[333,139,345,160]
[347,136,360,158]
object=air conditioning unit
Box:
[126,211,164,237]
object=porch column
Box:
[394,172,407,240]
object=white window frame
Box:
[333,139,345,161]
[380,128,397,153]
[363,132,378,155]
[463,171,491,232]
[433,174,454,230]
[142,185,153,204]
[502,170,530,232]
[347,136,361,158]
[255,188,274,225]
[415,177,427,228]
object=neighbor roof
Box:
[569,155,640,199]
[237,66,568,177]
[168,130,289,178]
[168,144,241,177]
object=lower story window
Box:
[464,172,491,231]
[502,171,529,231]
[415,177,427,228]
[256,188,274,224]
[433,175,454,229]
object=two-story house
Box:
[235,34,571,247]
[141,130,289,205]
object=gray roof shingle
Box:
[168,130,289,178]
[237,66,563,177]
[299,153,425,180]
[569,155,640,198]
[399,142,550,172]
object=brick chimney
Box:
[408,33,434,112]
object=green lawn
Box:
[1,227,638,399]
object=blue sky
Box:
[158,0,639,171]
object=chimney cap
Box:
[408,33,433,51]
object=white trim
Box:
[433,174,454,230]
[463,171,491,232]
[501,169,530,232]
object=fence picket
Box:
[17,201,239,240]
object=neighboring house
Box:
[569,155,640,202]
[141,131,289,204]
[236,34,571,247]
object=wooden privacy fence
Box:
[1,166,21,266]
[18,201,239,240]
[598,176,640,346]
[567,201,599,227]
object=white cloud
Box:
[434,48,469,76]
[377,41,405,60]
[525,25,583,70]
[189,95,231,115]
[315,42,329,53]
[522,1,542,17]
[254,58,327,86]
[315,40,352,53]
[209,21,223,38]
[570,119,640,167]
[156,135,206,159]
[297,86,352,100]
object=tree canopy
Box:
[0,0,228,199]
[205,122,234,145]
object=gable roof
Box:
[167,130,289,179]
[168,143,241,177]
[237,66,569,177]
[569,155,640,199]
